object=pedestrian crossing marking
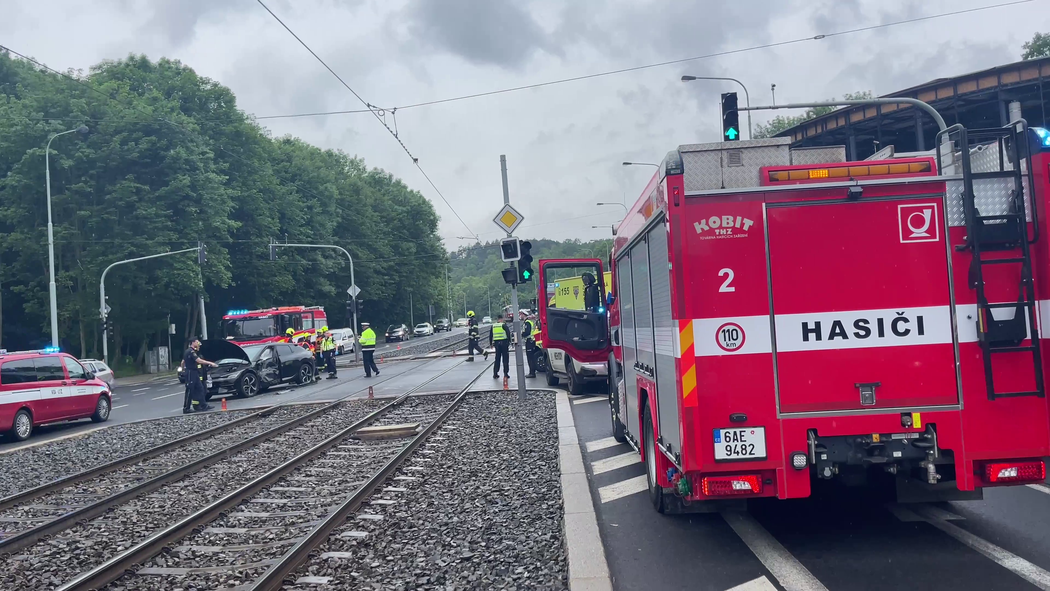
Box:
[598,475,648,503]
[584,437,621,453]
[572,397,605,405]
[725,576,778,591]
[590,451,640,475]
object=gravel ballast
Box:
[0,399,383,590]
[286,390,566,590]
[0,410,258,499]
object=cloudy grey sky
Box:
[2,0,1047,248]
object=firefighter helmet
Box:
[285,328,295,336]
[467,311,475,317]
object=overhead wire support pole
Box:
[270,243,360,364]
[501,155,527,401]
[737,97,948,133]
[100,247,200,365]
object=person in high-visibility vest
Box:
[359,322,380,377]
[520,310,538,379]
[466,310,484,361]
[489,313,511,379]
[320,326,337,379]
[284,328,295,343]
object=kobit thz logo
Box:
[694,215,755,240]
[898,203,939,243]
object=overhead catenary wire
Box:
[254,0,478,241]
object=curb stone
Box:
[557,389,614,591]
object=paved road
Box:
[568,394,1050,591]
[0,335,529,453]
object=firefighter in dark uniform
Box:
[490,313,511,379]
[520,310,537,378]
[321,327,338,379]
[182,337,216,413]
[466,311,485,361]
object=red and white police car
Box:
[0,349,112,441]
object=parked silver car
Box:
[80,359,115,387]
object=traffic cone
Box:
[368,386,374,399]
[221,398,227,411]
[397,344,401,351]
[503,376,509,391]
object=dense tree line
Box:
[0,52,446,370]
[447,238,612,319]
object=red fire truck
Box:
[221,306,328,346]
[540,122,1050,511]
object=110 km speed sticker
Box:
[716,322,745,352]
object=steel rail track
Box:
[57,358,489,591]
[0,353,464,556]
[250,362,491,590]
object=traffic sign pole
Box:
[500,155,527,401]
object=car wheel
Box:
[565,360,584,396]
[91,396,111,423]
[237,372,259,398]
[644,408,667,513]
[338,346,344,355]
[296,362,313,385]
[10,409,32,441]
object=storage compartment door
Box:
[767,196,959,413]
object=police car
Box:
[0,349,112,441]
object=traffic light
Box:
[102,317,113,334]
[721,92,740,141]
[500,237,521,262]
[269,241,278,261]
[198,241,207,264]
[518,241,534,283]
[501,267,518,285]
[346,300,354,320]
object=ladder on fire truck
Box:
[945,121,1044,400]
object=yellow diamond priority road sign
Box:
[493,203,524,234]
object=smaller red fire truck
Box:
[540,121,1050,511]
[221,306,328,346]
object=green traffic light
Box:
[725,127,739,140]
[522,269,531,279]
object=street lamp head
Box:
[622,161,632,166]
[76,125,89,134]
[681,75,697,81]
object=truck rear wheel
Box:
[545,354,559,386]
[643,409,667,513]
[565,359,584,396]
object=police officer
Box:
[520,310,538,379]
[359,322,380,377]
[182,337,217,413]
[466,311,484,361]
[490,312,511,379]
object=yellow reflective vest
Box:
[359,328,377,349]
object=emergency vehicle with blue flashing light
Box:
[542,121,1050,510]
[220,306,328,347]
[0,349,112,441]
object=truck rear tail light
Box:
[701,474,761,496]
[983,460,1045,484]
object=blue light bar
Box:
[227,309,250,316]
[1034,127,1050,148]
[43,346,60,353]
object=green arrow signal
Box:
[522,269,531,279]
[725,127,739,140]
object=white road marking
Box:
[131,387,150,392]
[572,397,605,405]
[151,392,181,400]
[911,505,1050,589]
[585,437,621,453]
[112,404,129,409]
[597,475,648,504]
[721,511,829,591]
[725,576,779,591]
[1027,483,1050,496]
[590,452,639,475]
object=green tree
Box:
[754,91,874,138]
[0,51,447,369]
[1022,32,1050,59]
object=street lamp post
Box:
[622,161,660,169]
[45,125,88,347]
[681,75,752,140]
[596,202,628,214]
